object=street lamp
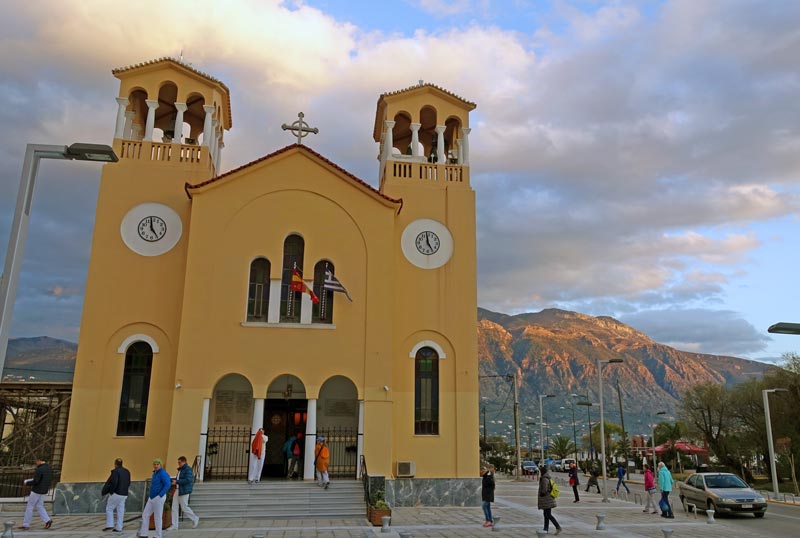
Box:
[525,421,536,459]
[768,322,800,335]
[539,394,554,463]
[650,411,667,472]
[0,143,118,377]
[577,400,595,461]
[597,358,624,502]
[569,394,581,459]
[763,388,789,496]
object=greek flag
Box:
[323,270,353,301]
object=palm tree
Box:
[550,435,576,460]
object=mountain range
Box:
[4,308,769,444]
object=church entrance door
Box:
[263,374,307,478]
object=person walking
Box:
[537,466,562,535]
[480,465,495,527]
[167,456,200,530]
[283,432,302,479]
[615,462,630,494]
[585,467,601,493]
[248,427,268,483]
[568,462,580,502]
[102,458,131,531]
[20,457,53,530]
[138,458,171,538]
[314,435,330,489]
[658,462,675,518]
[642,463,658,514]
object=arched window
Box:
[117,341,153,436]
[414,346,439,435]
[247,258,270,322]
[312,261,334,324]
[280,234,305,322]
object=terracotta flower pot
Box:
[368,506,391,526]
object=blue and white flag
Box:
[323,270,353,301]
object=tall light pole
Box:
[539,394,554,463]
[569,394,581,459]
[763,388,788,496]
[0,143,117,377]
[651,411,667,472]
[577,400,595,461]
[510,373,522,481]
[525,421,536,459]
[598,358,623,502]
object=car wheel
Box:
[754,512,765,519]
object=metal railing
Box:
[0,468,60,499]
[204,426,250,481]
[316,426,358,478]
[360,455,370,504]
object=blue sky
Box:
[1,0,799,363]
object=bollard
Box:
[634,493,641,505]
[661,529,673,538]
[686,503,696,519]
[2,521,14,538]
[536,530,548,538]
[399,532,413,538]
[595,513,606,530]
[381,515,391,533]
[705,509,715,524]
[491,516,501,531]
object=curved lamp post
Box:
[763,388,788,496]
[650,411,667,472]
[539,394,554,463]
[598,358,623,502]
[0,143,117,377]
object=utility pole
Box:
[616,378,627,463]
[511,373,522,481]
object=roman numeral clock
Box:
[400,218,453,269]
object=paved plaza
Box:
[2,477,793,538]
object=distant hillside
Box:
[4,337,77,382]
[478,308,768,438]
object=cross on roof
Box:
[281,112,319,145]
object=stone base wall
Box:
[54,481,146,515]
[385,477,481,507]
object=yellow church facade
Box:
[60,58,479,509]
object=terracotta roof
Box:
[379,81,477,109]
[112,57,232,129]
[184,144,402,207]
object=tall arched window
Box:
[117,341,153,436]
[312,260,334,324]
[414,346,439,435]
[280,234,305,322]
[247,258,270,322]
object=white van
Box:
[559,458,576,472]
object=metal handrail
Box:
[191,455,201,481]
[360,455,370,505]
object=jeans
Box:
[543,507,560,531]
[616,477,630,493]
[482,500,493,522]
[660,491,673,516]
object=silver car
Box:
[678,472,767,518]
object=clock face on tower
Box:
[401,219,453,269]
[121,203,183,256]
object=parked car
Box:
[678,472,767,518]
[522,461,540,476]
[559,458,576,472]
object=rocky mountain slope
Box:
[478,308,767,439]
[4,336,77,382]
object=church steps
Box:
[187,480,366,519]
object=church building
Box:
[59,57,479,509]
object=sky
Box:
[1,0,799,363]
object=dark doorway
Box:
[262,399,307,478]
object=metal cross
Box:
[281,112,319,145]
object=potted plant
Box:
[367,489,391,526]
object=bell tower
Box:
[62,58,232,482]
[373,83,480,478]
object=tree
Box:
[550,435,576,460]
[654,421,686,472]
[679,383,741,472]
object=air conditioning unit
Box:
[396,461,416,478]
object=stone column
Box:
[202,105,216,147]
[123,111,135,139]
[462,127,471,166]
[114,98,129,139]
[304,399,318,480]
[198,398,210,481]
[173,102,187,143]
[144,99,159,141]
[410,123,421,157]
[435,125,446,164]
[383,120,395,160]
[251,398,265,434]
[356,400,365,478]
[215,137,224,173]
[456,139,463,165]
[211,119,220,158]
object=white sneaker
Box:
[165,527,177,531]
[192,519,199,529]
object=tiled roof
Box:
[184,144,402,207]
[379,81,477,108]
[112,57,233,128]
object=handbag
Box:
[659,498,670,512]
[569,477,576,486]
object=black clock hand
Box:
[425,232,432,250]
[149,218,156,235]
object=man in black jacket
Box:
[20,457,53,530]
[102,458,131,531]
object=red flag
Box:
[291,268,319,304]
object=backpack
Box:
[549,478,560,499]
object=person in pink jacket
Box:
[642,463,658,514]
